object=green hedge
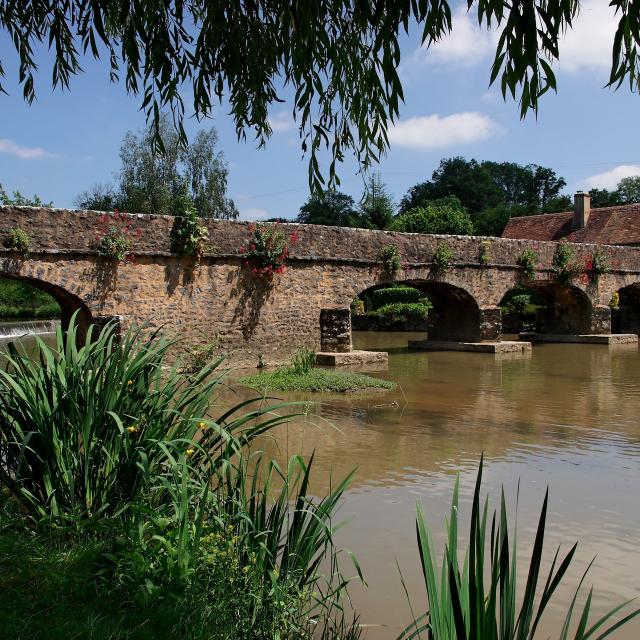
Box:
[369,301,430,322]
[368,285,427,310]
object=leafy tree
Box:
[77,117,237,218]
[359,174,395,230]
[542,194,572,213]
[296,191,361,227]
[390,197,474,235]
[588,188,623,208]
[5,1,640,189]
[0,184,52,207]
[617,176,640,203]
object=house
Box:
[501,193,640,246]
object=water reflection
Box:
[241,332,640,639]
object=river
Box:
[1,325,638,638]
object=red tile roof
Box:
[501,203,640,245]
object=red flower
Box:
[290,232,299,243]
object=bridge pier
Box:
[316,308,388,367]
[479,307,502,341]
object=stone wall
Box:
[2,206,640,364]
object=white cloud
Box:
[410,0,616,76]
[0,138,57,160]
[578,165,640,191]
[558,0,617,74]
[413,6,497,68]
[388,112,502,150]
[268,111,295,133]
[238,207,273,221]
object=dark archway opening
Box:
[0,273,92,340]
[500,282,592,335]
[611,284,640,334]
[354,280,481,342]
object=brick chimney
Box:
[573,191,591,229]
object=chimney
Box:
[573,191,591,229]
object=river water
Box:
[1,326,638,637]
[256,332,640,638]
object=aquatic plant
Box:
[399,458,640,640]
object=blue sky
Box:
[1,0,640,220]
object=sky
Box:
[1,0,640,221]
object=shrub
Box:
[400,458,640,640]
[584,249,611,283]
[478,241,490,266]
[350,296,365,315]
[369,285,426,310]
[170,199,209,257]
[241,222,298,281]
[183,334,223,372]
[4,226,30,255]
[552,243,579,284]
[518,248,538,280]
[610,291,620,309]
[379,243,402,277]
[95,210,140,262]
[432,242,455,272]
[390,198,473,235]
[370,301,431,323]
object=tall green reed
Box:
[0,315,296,524]
[400,458,640,640]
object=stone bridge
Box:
[2,206,640,365]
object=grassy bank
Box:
[240,367,396,392]
[240,347,395,393]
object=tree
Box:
[296,191,361,227]
[76,117,237,218]
[390,197,474,235]
[4,2,640,189]
[0,184,52,207]
[588,188,623,208]
[617,176,640,203]
[359,174,395,230]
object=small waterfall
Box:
[0,319,59,339]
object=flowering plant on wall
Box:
[240,222,298,281]
[582,250,611,284]
[95,210,142,263]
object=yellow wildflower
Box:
[197,421,209,431]
[127,425,138,433]
[186,448,195,458]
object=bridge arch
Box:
[0,271,93,338]
[611,283,640,334]
[499,280,594,335]
[355,279,482,342]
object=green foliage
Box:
[297,191,362,227]
[369,302,431,323]
[518,249,538,280]
[391,197,474,236]
[0,277,61,319]
[3,226,30,255]
[0,316,281,523]
[400,159,568,237]
[433,243,455,272]
[170,198,209,256]
[616,175,640,203]
[379,244,403,277]
[585,250,611,283]
[243,223,297,280]
[289,346,316,375]
[95,214,135,262]
[588,188,623,208]
[478,242,490,266]
[77,116,237,219]
[552,243,579,284]
[369,285,427,310]
[183,334,224,373]
[5,3,640,189]
[400,459,640,640]
[240,368,395,393]
[360,174,395,230]
[0,183,52,207]
[610,291,620,310]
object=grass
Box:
[240,367,396,393]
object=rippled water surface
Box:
[255,332,640,638]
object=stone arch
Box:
[499,280,594,335]
[0,271,93,339]
[356,279,483,342]
[611,283,640,334]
